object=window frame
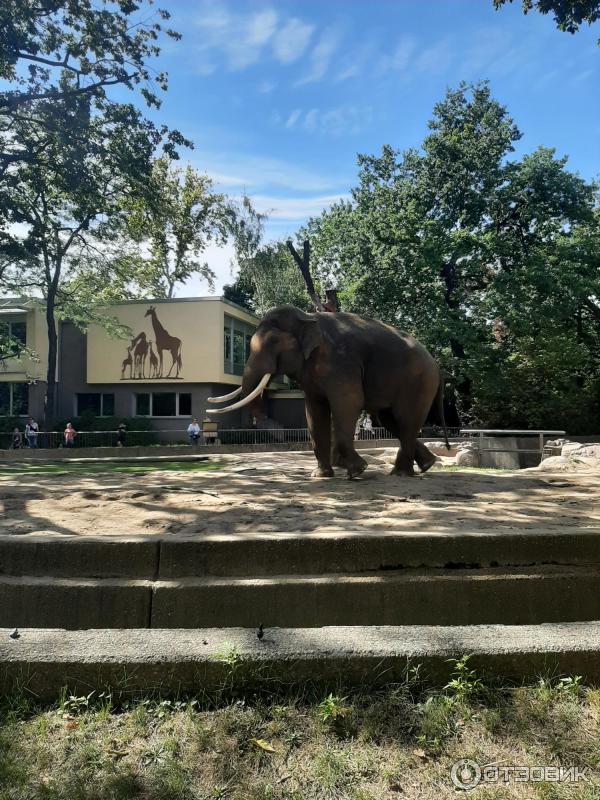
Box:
[0,317,27,357]
[0,382,29,416]
[134,391,192,418]
[224,314,255,376]
[75,392,115,417]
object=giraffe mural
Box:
[144,306,182,378]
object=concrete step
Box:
[3,622,600,701]
[2,566,600,629]
[2,529,599,579]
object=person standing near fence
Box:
[116,423,127,448]
[11,427,23,449]
[64,422,77,448]
[187,418,200,446]
[25,417,39,448]
[362,414,373,439]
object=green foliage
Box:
[226,240,314,316]
[305,82,600,431]
[443,655,485,703]
[317,693,350,722]
[493,0,600,36]
[117,157,248,298]
[0,0,186,176]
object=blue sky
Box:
[141,1,599,293]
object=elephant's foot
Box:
[331,451,346,468]
[417,455,437,474]
[311,465,334,478]
[347,456,368,479]
[390,465,416,477]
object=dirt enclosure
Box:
[0,449,598,538]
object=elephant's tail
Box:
[437,377,451,450]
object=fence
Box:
[459,429,566,468]
[0,425,463,451]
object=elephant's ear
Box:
[299,318,322,360]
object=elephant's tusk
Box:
[206,373,271,415]
[207,386,243,403]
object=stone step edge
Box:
[2,530,600,580]
[2,622,600,700]
[2,564,599,589]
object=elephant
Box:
[207,305,449,478]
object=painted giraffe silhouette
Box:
[144,306,182,378]
[148,340,159,378]
[131,331,149,379]
[121,346,133,380]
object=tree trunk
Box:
[44,291,58,423]
[441,257,472,422]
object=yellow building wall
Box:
[0,304,49,384]
[87,298,259,385]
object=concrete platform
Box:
[3,623,600,700]
[2,530,600,630]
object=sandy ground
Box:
[0,449,598,538]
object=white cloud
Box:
[295,28,341,85]
[195,4,279,71]
[258,79,276,93]
[415,38,453,74]
[278,106,373,137]
[303,108,319,132]
[285,108,302,129]
[335,39,378,82]
[376,35,417,74]
[250,193,350,220]
[273,18,314,64]
[190,153,349,193]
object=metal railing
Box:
[460,429,566,456]
[0,425,463,451]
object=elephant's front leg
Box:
[305,395,334,477]
[330,395,368,479]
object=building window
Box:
[76,393,115,417]
[179,393,192,416]
[0,319,27,356]
[135,392,192,417]
[135,393,150,416]
[0,382,28,416]
[224,314,255,376]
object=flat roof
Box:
[0,295,259,321]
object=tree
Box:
[225,241,314,316]
[0,92,164,419]
[305,82,600,430]
[493,0,600,36]
[117,158,237,298]
[0,0,184,176]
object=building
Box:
[0,296,306,435]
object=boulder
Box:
[574,444,600,461]
[546,438,570,448]
[537,455,571,471]
[455,448,480,467]
[561,443,584,457]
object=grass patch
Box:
[1,670,598,799]
[0,460,222,476]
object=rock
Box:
[537,455,571,471]
[561,443,584,457]
[424,441,447,450]
[455,448,480,467]
[546,438,570,448]
[458,440,478,449]
[575,445,600,460]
